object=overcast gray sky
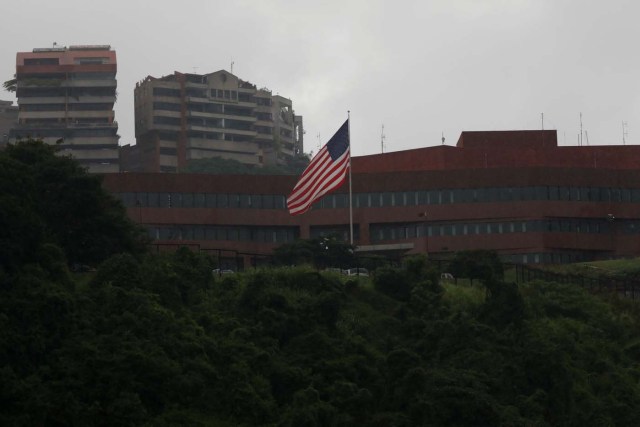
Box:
[2,0,639,156]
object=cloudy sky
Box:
[2,0,639,156]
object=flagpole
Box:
[348,111,353,245]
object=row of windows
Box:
[155,101,257,118]
[14,127,118,138]
[188,102,223,114]
[21,117,111,125]
[187,131,221,140]
[187,117,223,128]
[153,87,181,98]
[145,222,609,265]
[153,87,241,101]
[154,102,181,112]
[314,185,640,209]
[24,58,59,65]
[148,225,297,244]
[369,218,628,243]
[118,184,640,211]
[70,72,115,80]
[153,116,181,126]
[119,192,287,209]
[153,115,255,132]
[74,57,110,65]
[18,87,114,98]
[211,89,238,101]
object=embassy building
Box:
[103,130,640,266]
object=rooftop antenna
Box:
[192,66,199,74]
[623,121,628,145]
[441,132,445,145]
[230,59,234,74]
[381,124,386,153]
[541,113,544,130]
[585,130,590,146]
[317,132,321,151]
[579,112,583,146]
[53,41,57,48]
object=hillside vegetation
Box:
[3,250,640,426]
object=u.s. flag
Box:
[287,120,350,215]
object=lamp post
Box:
[419,211,428,256]
[607,213,616,258]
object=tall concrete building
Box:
[125,70,303,172]
[0,100,18,148]
[10,45,119,173]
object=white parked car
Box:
[345,267,369,277]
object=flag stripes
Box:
[287,120,350,215]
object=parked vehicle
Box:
[345,267,369,277]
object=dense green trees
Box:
[0,139,147,272]
[4,248,640,425]
[272,235,356,269]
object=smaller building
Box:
[0,100,18,148]
[123,70,303,173]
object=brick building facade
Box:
[103,130,640,267]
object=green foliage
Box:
[273,235,356,269]
[449,249,504,284]
[479,278,525,328]
[3,229,640,425]
[2,76,16,92]
[0,138,148,270]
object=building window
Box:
[24,58,59,65]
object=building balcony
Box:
[61,79,117,88]
[67,96,117,104]
[18,97,66,104]
[237,101,257,108]
[223,128,257,137]
[187,124,223,133]
[16,121,118,129]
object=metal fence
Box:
[510,263,640,300]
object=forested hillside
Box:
[2,140,640,426]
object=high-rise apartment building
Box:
[126,70,303,172]
[10,45,119,173]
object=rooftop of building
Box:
[138,70,270,93]
[17,45,116,66]
[352,130,640,173]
